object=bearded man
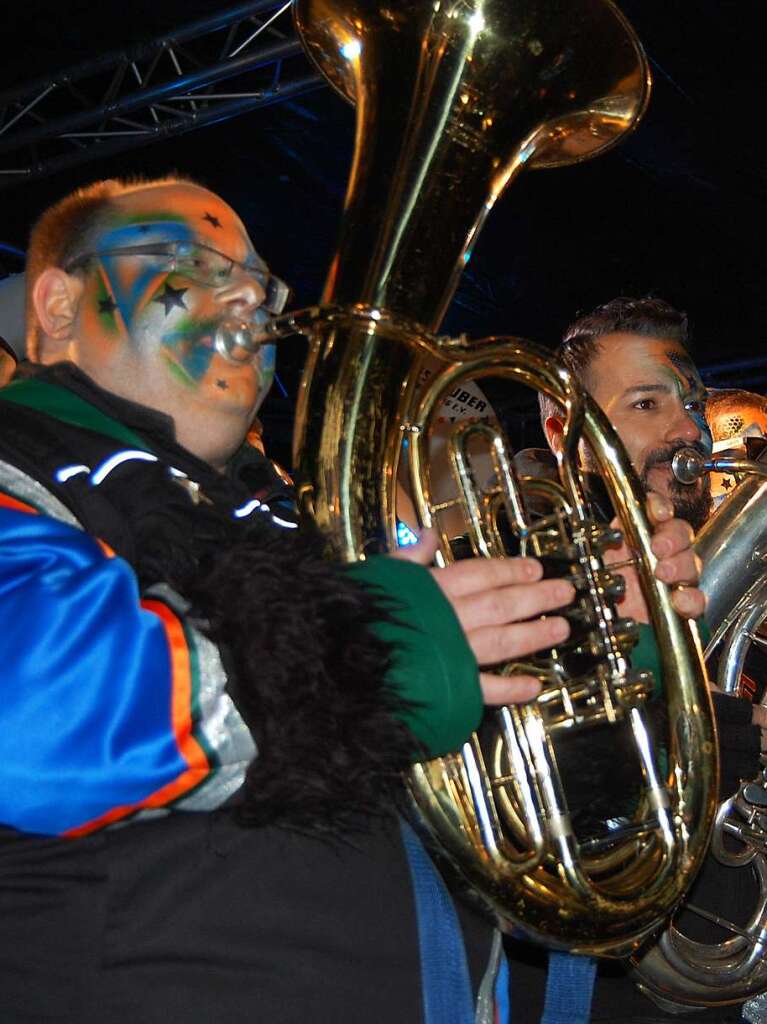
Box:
[501,297,761,1024]
[540,296,713,532]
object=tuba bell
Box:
[255,0,718,953]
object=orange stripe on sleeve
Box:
[0,492,39,515]
[64,599,210,838]
[95,537,116,559]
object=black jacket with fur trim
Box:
[0,363,497,1024]
[0,363,482,837]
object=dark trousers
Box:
[0,808,493,1023]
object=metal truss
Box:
[0,0,325,189]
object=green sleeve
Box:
[346,557,482,758]
[634,618,711,699]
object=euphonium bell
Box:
[264,0,718,954]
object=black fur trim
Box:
[186,525,419,834]
[38,446,421,836]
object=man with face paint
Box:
[498,297,761,1024]
[0,184,705,1023]
[25,177,282,468]
[540,298,713,533]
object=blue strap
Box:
[541,950,597,1024]
[399,819,475,1024]
[494,940,511,1024]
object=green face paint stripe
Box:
[160,315,221,385]
[164,357,199,389]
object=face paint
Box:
[160,315,220,386]
[153,283,189,317]
[666,349,713,456]
[94,220,195,330]
[256,343,276,407]
[95,275,119,333]
[70,185,278,453]
[585,335,714,529]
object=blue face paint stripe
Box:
[97,222,195,248]
[665,349,713,455]
[160,317,220,383]
[94,222,196,327]
[692,409,713,455]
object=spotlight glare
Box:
[341,39,361,60]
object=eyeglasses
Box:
[64,240,291,315]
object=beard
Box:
[640,441,713,532]
[581,440,713,531]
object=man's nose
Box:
[666,406,701,444]
[214,277,267,319]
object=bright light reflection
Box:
[397,520,419,547]
[341,39,361,60]
[468,10,485,34]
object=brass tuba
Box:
[632,448,767,1007]
[267,0,718,953]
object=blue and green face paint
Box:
[77,199,276,412]
[90,219,193,327]
[666,348,712,457]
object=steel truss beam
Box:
[0,0,324,189]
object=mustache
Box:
[643,440,708,474]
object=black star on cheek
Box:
[216,379,229,390]
[98,296,118,315]
[202,212,222,229]
[153,283,188,316]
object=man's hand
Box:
[394,531,573,706]
[604,492,705,623]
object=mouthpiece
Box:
[214,318,272,363]
[671,448,710,484]
[672,447,767,485]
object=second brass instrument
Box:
[633,446,767,1007]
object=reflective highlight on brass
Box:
[405,345,715,952]
[285,0,716,953]
[632,448,767,1005]
[296,0,650,328]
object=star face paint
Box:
[585,333,713,530]
[69,184,278,429]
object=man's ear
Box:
[543,413,565,456]
[31,268,84,363]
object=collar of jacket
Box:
[0,374,152,454]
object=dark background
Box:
[1,0,764,465]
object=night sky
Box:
[1,0,764,465]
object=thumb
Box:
[391,527,440,565]
[645,489,674,525]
